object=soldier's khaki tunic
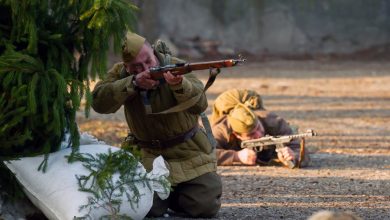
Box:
[212,110,310,166]
[91,59,216,185]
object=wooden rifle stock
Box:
[149,58,246,80]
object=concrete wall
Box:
[135,0,390,56]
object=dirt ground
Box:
[77,60,390,220]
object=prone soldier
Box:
[211,89,311,167]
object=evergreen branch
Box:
[39,74,49,123]
[84,81,92,118]
[0,131,32,151]
[0,0,138,198]
[0,85,32,157]
[27,73,39,114]
[73,149,170,219]
[37,153,49,172]
[0,50,45,74]
[51,103,62,137]
[0,106,28,133]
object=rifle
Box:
[241,129,317,168]
[149,57,246,80]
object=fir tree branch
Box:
[71,149,170,219]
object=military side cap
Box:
[227,103,258,134]
[122,31,146,62]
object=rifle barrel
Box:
[282,130,317,140]
[189,59,245,71]
[149,58,245,80]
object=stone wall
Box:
[135,0,390,57]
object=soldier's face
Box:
[124,44,159,74]
[234,121,265,141]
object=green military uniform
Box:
[211,89,310,166]
[92,32,221,217]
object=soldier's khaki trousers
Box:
[147,171,222,218]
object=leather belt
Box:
[135,126,199,148]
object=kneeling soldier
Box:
[92,32,222,218]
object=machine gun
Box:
[241,129,317,168]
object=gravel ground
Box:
[217,60,389,220]
[3,60,388,220]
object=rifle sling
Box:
[200,112,217,149]
[148,67,220,115]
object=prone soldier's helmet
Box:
[211,89,264,124]
[227,103,259,134]
[122,31,146,62]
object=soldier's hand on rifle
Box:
[234,148,257,165]
[163,71,183,85]
[276,147,295,166]
[134,70,160,90]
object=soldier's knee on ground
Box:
[146,194,169,217]
[179,193,221,218]
[177,172,222,218]
[146,206,167,217]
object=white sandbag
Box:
[4,144,170,220]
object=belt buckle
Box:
[151,139,161,147]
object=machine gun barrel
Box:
[240,129,317,149]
